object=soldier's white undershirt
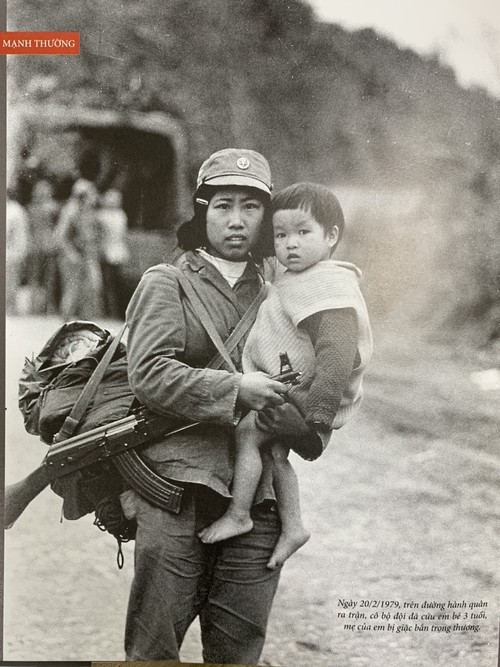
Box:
[198,248,247,287]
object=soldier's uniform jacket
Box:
[126,249,275,503]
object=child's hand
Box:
[256,403,309,437]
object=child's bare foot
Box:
[267,528,310,569]
[198,513,254,543]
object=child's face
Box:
[273,207,338,272]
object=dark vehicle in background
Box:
[11,102,192,304]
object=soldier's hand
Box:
[237,372,289,411]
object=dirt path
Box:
[3,316,499,666]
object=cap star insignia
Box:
[236,157,250,170]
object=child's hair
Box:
[272,182,345,249]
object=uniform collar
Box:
[179,250,263,311]
[182,249,263,282]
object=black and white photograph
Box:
[3,1,500,665]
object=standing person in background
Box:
[55,179,103,321]
[6,188,29,315]
[97,188,130,319]
[26,179,60,314]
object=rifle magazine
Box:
[113,450,183,514]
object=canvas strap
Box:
[176,272,238,372]
[207,282,267,370]
[53,322,128,443]
[176,270,267,373]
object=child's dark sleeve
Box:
[300,308,359,428]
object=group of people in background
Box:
[6,178,129,320]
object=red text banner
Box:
[0,32,80,55]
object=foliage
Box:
[8,0,500,339]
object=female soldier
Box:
[124,148,318,664]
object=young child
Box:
[199,183,373,569]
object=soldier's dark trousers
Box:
[124,486,281,664]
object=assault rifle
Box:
[5,407,190,529]
[5,358,301,529]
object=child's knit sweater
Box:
[242,260,373,431]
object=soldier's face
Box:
[205,187,264,261]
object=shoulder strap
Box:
[176,272,238,372]
[207,282,267,370]
[53,322,128,443]
[175,269,267,372]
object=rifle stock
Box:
[5,464,52,529]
